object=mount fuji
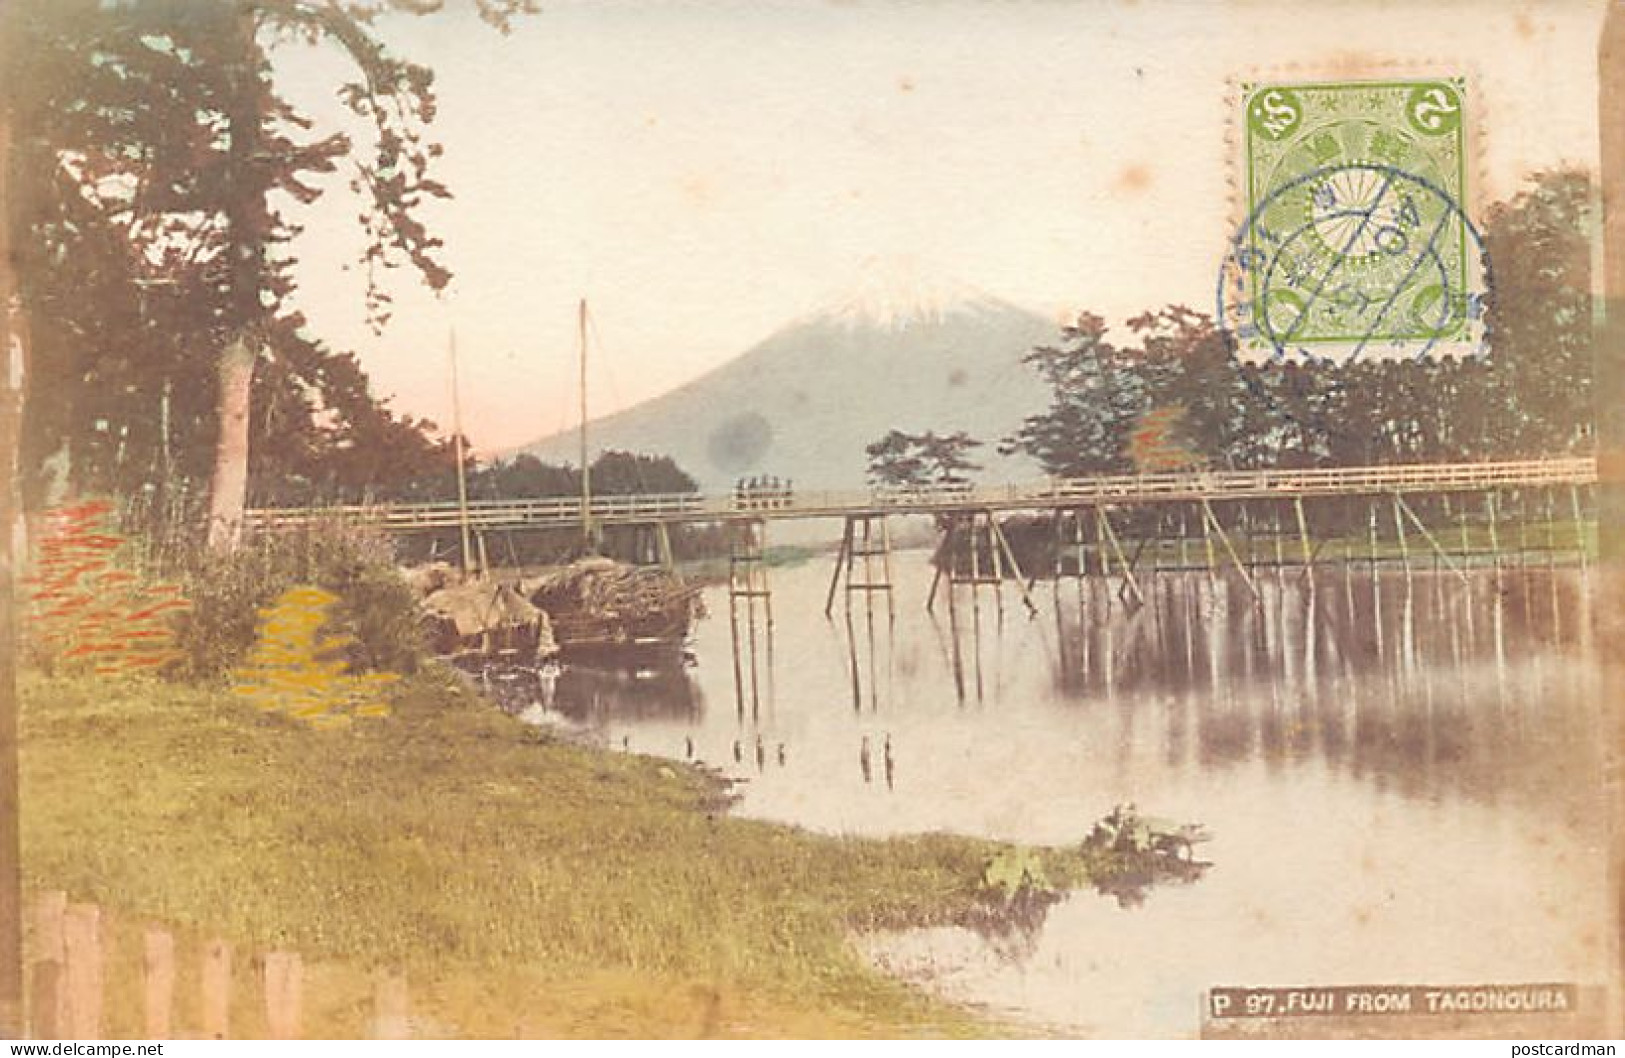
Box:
[514,277,1056,493]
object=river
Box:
[505,552,1615,1037]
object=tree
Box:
[865,429,982,488]
[10,0,536,550]
[1001,312,1143,476]
[1481,168,1593,454]
[1126,306,1248,469]
[589,450,699,495]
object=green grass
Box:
[19,668,1086,1038]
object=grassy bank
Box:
[19,668,1087,1038]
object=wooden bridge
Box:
[246,455,1598,620]
[247,456,1596,534]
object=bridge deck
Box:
[245,456,1598,534]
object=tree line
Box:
[869,170,1593,488]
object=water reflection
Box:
[499,554,1609,1036]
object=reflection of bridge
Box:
[246,455,1597,617]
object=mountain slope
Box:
[516,296,1057,493]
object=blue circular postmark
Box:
[1217,161,1490,367]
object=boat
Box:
[530,301,699,667]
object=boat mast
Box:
[579,297,592,550]
[450,327,475,576]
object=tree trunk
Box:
[204,334,255,552]
[207,2,268,554]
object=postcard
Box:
[0,0,1619,1041]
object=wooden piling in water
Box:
[1391,495,1411,579]
[1571,483,1588,573]
[1294,496,1314,585]
[1485,490,1502,580]
[1368,502,1381,579]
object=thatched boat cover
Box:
[423,581,543,637]
[524,559,699,623]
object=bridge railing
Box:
[244,456,1598,532]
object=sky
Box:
[274,0,1607,455]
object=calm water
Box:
[507,552,1615,1037]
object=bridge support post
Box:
[1544,488,1559,571]
[1200,501,1217,581]
[1368,501,1381,578]
[1391,495,1412,579]
[990,513,1038,617]
[826,518,855,618]
[729,519,771,610]
[1394,494,1470,584]
[828,514,894,618]
[728,518,771,719]
[1095,504,1143,609]
[1572,483,1589,574]
[1485,491,1501,580]
[1267,507,1280,585]
[1294,496,1314,586]
[1200,498,1260,603]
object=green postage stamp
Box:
[1223,79,1486,363]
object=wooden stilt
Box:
[1097,504,1144,608]
[1571,483,1588,573]
[992,515,1038,616]
[1201,497,1261,602]
[825,518,853,618]
[926,517,952,613]
[1294,496,1314,585]
[983,513,1005,620]
[1368,501,1381,578]
[1544,488,1558,570]
[1093,503,1113,611]
[1394,494,1470,583]
[1201,499,1218,580]
[657,521,675,572]
[1485,491,1501,578]
[880,515,896,621]
[1392,495,1411,579]
[1272,507,1286,585]
[969,510,985,625]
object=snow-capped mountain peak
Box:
[817,254,1007,331]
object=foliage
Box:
[22,498,189,676]
[1127,405,1199,472]
[1001,312,1144,476]
[7,1,512,519]
[998,171,1594,477]
[173,521,424,681]
[231,585,398,728]
[1481,167,1593,453]
[588,450,699,495]
[865,430,982,488]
